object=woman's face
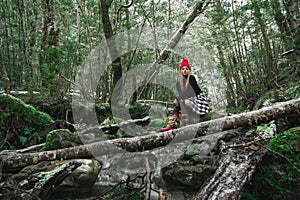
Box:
[181,66,189,76]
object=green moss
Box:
[128,103,150,119]
[41,129,82,151]
[0,94,53,126]
[102,184,145,200]
[95,102,112,124]
[148,119,165,128]
[241,127,300,199]
[0,94,54,149]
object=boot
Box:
[159,114,179,132]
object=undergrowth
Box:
[241,127,300,200]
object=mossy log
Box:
[1,98,300,173]
[0,94,54,149]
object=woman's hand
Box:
[184,99,191,107]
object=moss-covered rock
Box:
[10,159,101,199]
[0,94,54,149]
[41,129,82,151]
[162,163,214,190]
[72,101,112,125]
[148,119,165,128]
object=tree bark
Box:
[1,98,300,172]
[100,0,122,100]
[188,139,269,200]
[270,0,292,49]
[40,0,59,89]
[284,0,300,61]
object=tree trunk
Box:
[285,0,300,61]
[274,0,300,62]
[0,54,11,94]
[188,138,269,200]
[252,0,274,84]
[40,0,60,95]
[1,98,300,173]
[270,0,292,49]
[100,0,122,100]
[18,0,28,86]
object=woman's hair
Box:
[179,70,190,91]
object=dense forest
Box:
[0,0,299,199]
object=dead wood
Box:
[31,161,82,199]
[80,116,150,135]
[188,139,269,200]
[1,98,300,173]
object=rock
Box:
[52,159,102,197]
[9,159,101,199]
[41,129,82,151]
[162,163,214,190]
[160,129,239,190]
[182,129,238,164]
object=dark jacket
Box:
[176,75,202,100]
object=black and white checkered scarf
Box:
[188,93,210,115]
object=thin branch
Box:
[281,49,295,56]
[59,73,77,86]
[117,0,133,14]
[264,146,300,173]
[144,157,152,200]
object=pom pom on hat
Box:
[180,58,191,70]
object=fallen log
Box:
[188,139,269,200]
[79,116,150,135]
[1,98,300,172]
[25,161,82,199]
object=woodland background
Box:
[0,0,299,107]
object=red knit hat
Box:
[179,58,191,70]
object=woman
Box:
[160,58,209,131]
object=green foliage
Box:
[96,103,113,124]
[128,103,150,119]
[270,129,299,163]
[102,184,145,200]
[286,81,300,99]
[41,129,81,151]
[18,127,42,146]
[0,94,54,150]
[241,127,300,199]
[256,122,276,138]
